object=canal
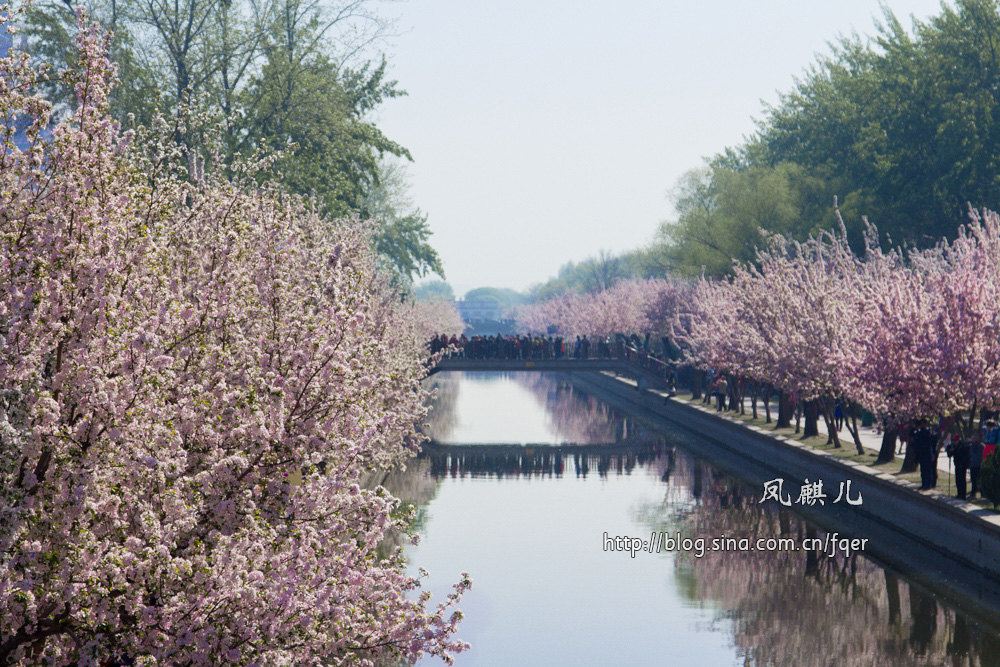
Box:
[387,372,1000,666]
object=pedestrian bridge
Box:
[429,357,676,392]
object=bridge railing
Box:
[428,336,679,389]
[620,344,677,387]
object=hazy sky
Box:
[376,0,943,297]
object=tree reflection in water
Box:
[422,372,462,443]
[424,371,651,446]
[643,455,1000,667]
[513,373,642,445]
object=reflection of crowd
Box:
[428,332,677,362]
[420,443,669,479]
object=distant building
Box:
[456,297,503,323]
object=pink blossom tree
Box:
[674,267,783,420]
[515,279,687,338]
[515,199,1000,472]
[406,298,466,340]
[743,225,868,450]
[846,208,1000,448]
[0,18,467,665]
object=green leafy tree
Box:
[234,1,441,280]
[22,0,442,281]
[658,163,844,277]
[22,0,164,125]
[648,0,1000,274]
[754,0,1000,245]
[241,27,407,214]
[413,280,455,302]
[362,159,443,281]
[528,250,634,300]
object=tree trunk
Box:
[776,390,792,429]
[845,410,865,454]
[823,405,841,448]
[804,526,819,576]
[763,387,771,424]
[967,401,979,433]
[909,590,937,652]
[875,424,897,464]
[803,400,819,438]
[843,408,865,455]
[751,385,758,420]
[690,366,702,400]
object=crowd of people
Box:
[427,332,667,361]
[840,417,999,500]
[936,420,999,499]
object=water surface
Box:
[390,372,1000,666]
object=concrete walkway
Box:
[712,395,953,474]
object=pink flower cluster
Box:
[0,18,467,666]
[405,299,465,340]
[516,279,690,338]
